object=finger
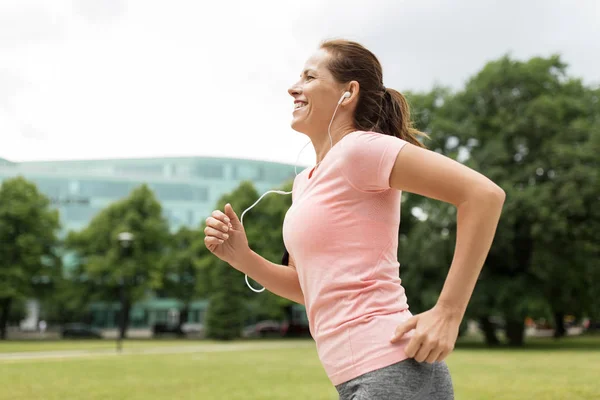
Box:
[436,344,455,363]
[204,226,229,240]
[426,347,443,364]
[212,209,231,225]
[224,203,241,228]
[205,217,230,233]
[413,339,434,363]
[204,236,224,246]
[435,350,450,363]
[390,317,418,343]
[404,334,422,358]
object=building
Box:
[0,155,301,332]
[0,156,297,233]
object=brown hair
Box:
[320,39,427,148]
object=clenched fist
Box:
[204,203,250,267]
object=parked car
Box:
[281,320,311,338]
[242,320,283,338]
[61,323,102,339]
[152,323,184,337]
[181,323,205,337]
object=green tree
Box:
[400,89,469,336]
[38,273,91,325]
[0,177,61,339]
[66,185,169,339]
[426,55,600,344]
[159,226,206,333]
[242,181,294,322]
[204,182,260,340]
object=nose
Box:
[288,83,302,98]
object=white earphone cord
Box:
[242,92,347,293]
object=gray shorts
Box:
[335,358,454,400]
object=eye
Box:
[306,75,315,81]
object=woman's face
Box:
[288,49,345,135]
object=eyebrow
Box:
[300,69,317,78]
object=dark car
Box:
[61,323,102,339]
[281,320,311,338]
[152,323,184,337]
[242,320,283,338]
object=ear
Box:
[342,80,360,105]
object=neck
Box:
[311,120,356,165]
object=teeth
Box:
[294,103,307,109]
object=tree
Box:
[38,273,92,325]
[159,226,206,334]
[400,89,470,337]
[204,182,260,340]
[0,177,61,339]
[66,185,170,339]
[202,178,295,339]
[425,55,600,345]
[242,180,295,322]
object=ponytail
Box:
[379,88,428,148]
[319,39,428,148]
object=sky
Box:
[1,0,599,167]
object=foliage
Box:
[66,185,170,338]
[0,177,61,338]
[406,55,600,344]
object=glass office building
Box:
[1,156,300,333]
[0,156,297,233]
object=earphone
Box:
[241,90,351,292]
[338,91,351,104]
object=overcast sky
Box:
[1,0,599,167]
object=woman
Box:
[204,39,505,399]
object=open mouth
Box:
[294,101,308,111]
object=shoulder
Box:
[338,131,409,192]
[339,130,408,163]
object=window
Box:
[149,183,208,202]
[233,165,263,181]
[262,166,295,183]
[64,206,98,222]
[154,310,168,324]
[69,181,80,195]
[78,180,136,198]
[33,178,68,198]
[194,164,224,179]
[114,164,164,177]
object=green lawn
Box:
[0,339,221,354]
[1,336,599,400]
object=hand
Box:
[203,203,250,266]
[390,304,462,363]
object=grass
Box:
[0,339,221,353]
[1,336,599,400]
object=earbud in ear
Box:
[338,91,351,105]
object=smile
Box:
[294,102,307,111]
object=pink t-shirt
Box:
[283,130,414,386]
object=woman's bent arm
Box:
[389,143,505,317]
[232,250,305,305]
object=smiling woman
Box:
[203,39,505,400]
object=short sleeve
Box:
[340,131,408,192]
[291,168,308,202]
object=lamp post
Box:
[116,232,134,353]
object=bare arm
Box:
[389,143,505,318]
[233,250,305,305]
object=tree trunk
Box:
[479,316,500,346]
[0,298,12,340]
[553,312,566,338]
[118,293,130,340]
[505,319,525,346]
[178,304,189,337]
